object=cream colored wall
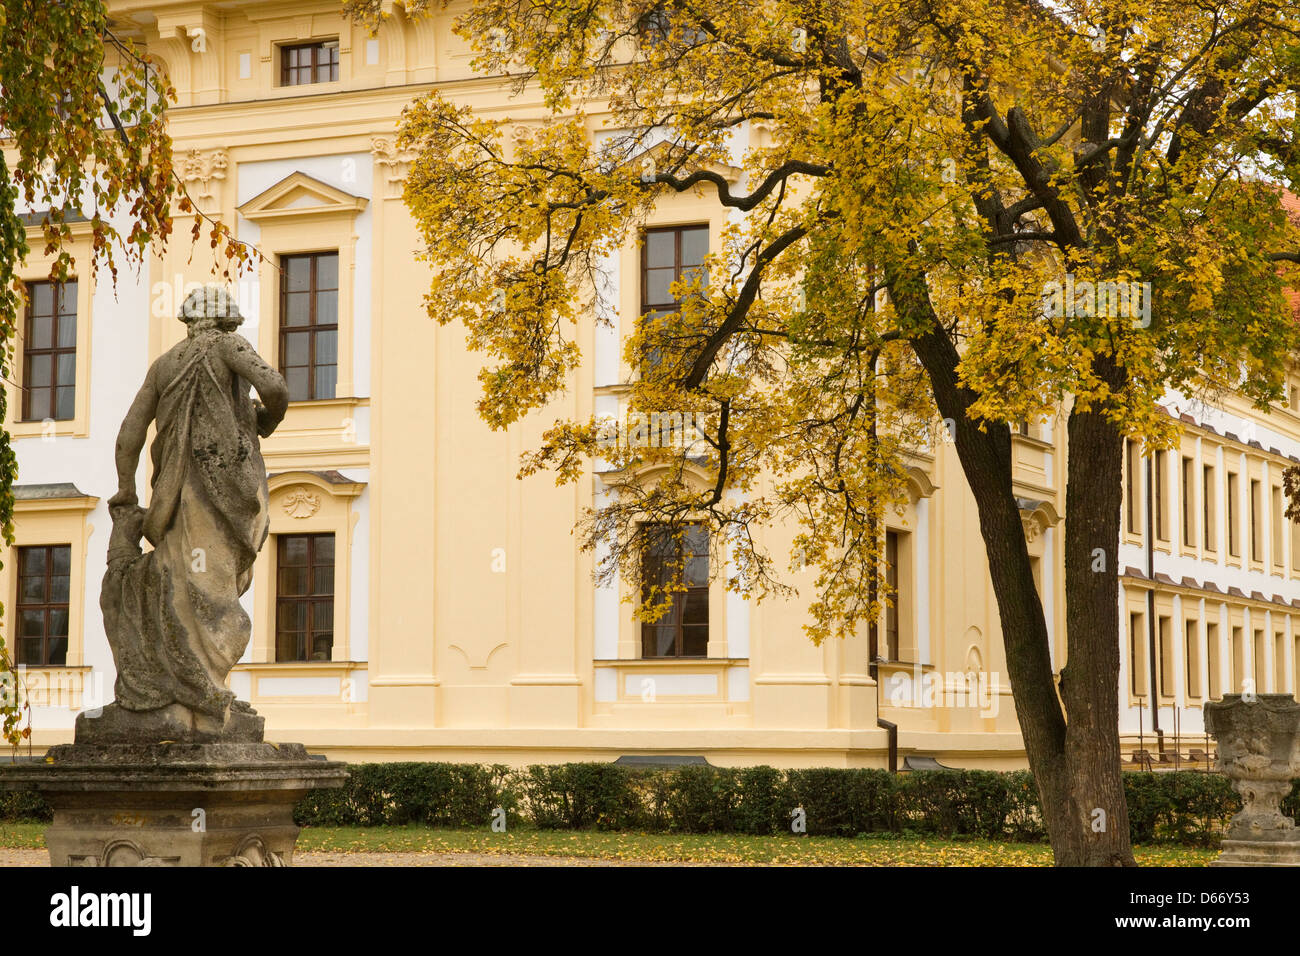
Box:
[14,0,1293,769]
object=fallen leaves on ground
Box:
[291,827,1215,867]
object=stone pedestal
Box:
[1204,694,1300,867]
[0,740,347,866]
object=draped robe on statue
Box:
[101,330,270,723]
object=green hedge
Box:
[7,763,1297,847]
[291,763,1294,847]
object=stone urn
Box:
[1204,694,1300,866]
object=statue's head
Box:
[178,285,242,333]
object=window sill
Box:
[260,395,369,470]
[268,81,344,99]
[593,658,750,704]
[9,418,87,440]
[231,660,365,703]
[12,665,97,710]
[595,657,749,666]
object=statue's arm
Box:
[220,334,289,438]
[110,365,159,508]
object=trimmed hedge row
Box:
[291,762,1300,847]
[8,763,1298,847]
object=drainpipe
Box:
[1146,452,1163,756]
[877,717,899,774]
[871,653,898,774]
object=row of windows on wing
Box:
[14,533,336,668]
[18,251,340,421]
[18,524,915,667]
[1124,440,1300,570]
[17,228,916,665]
[1127,609,1300,704]
[19,222,724,421]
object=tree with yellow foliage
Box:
[380,0,1300,865]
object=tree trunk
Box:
[1060,390,1136,865]
[901,297,1134,863]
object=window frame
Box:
[20,279,78,423]
[10,220,95,439]
[638,223,709,373]
[274,531,337,663]
[279,39,340,87]
[1184,618,1202,700]
[278,250,340,403]
[1227,471,1240,558]
[639,522,710,659]
[14,544,71,667]
[1153,449,1167,542]
[1125,440,1140,535]
[1249,477,1262,564]
[1129,611,1147,698]
[1202,463,1217,552]
[1157,614,1174,698]
[1206,621,1221,699]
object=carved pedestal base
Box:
[1211,836,1300,867]
[0,742,347,866]
[1205,694,1300,868]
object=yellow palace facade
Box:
[6,0,1300,768]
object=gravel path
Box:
[0,847,703,867]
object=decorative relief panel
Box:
[282,488,321,519]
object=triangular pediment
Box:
[237,172,367,223]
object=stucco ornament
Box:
[283,488,321,518]
[89,285,289,743]
[1204,694,1300,865]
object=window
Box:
[1227,472,1239,557]
[636,7,707,46]
[1294,635,1299,701]
[640,225,708,370]
[1273,486,1285,568]
[885,531,901,660]
[1154,450,1167,541]
[275,533,335,661]
[1253,629,1266,690]
[22,280,77,422]
[280,40,339,86]
[1207,622,1221,698]
[640,524,709,658]
[1129,612,1147,696]
[1250,478,1262,562]
[1293,515,1300,573]
[15,545,70,666]
[1275,631,1286,692]
[1181,456,1194,547]
[1203,464,1216,550]
[1231,626,1244,692]
[279,252,339,402]
[1185,620,1201,699]
[1125,440,1140,534]
[1158,615,1174,697]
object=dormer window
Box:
[281,40,339,86]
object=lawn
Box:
[0,821,1216,866]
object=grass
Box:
[0,821,1217,865]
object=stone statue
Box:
[0,292,344,866]
[85,285,289,743]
